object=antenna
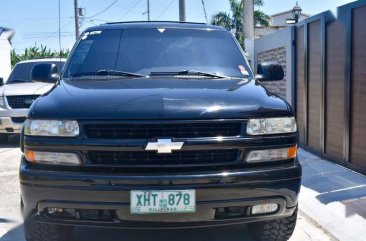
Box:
[58,0,62,75]
[201,0,208,24]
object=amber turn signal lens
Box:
[287,146,297,159]
[24,149,81,165]
[24,149,36,162]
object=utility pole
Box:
[74,0,79,40]
[179,0,186,22]
[147,0,150,21]
[243,0,254,68]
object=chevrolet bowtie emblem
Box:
[145,139,184,154]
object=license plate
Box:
[130,190,196,214]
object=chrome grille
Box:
[88,149,239,166]
[84,122,242,139]
[6,95,39,109]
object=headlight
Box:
[246,117,297,135]
[24,120,79,137]
[25,150,81,165]
[246,146,297,163]
[0,96,7,109]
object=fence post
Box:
[320,17,326,154]
[304,23,309,146]
[343,7,352,163]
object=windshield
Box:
[64,28,252,79]
[7,61,65,84]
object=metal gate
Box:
[295,0,366,174]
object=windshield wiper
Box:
[150,70,226,79]
[70,69,147,78]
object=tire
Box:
[24,219,73,241]
[248,206,298,241]
[0,134,8,143]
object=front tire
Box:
[24,219,73,241]
[248,206,298,241]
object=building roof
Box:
[0,27,14,41]
[271,9,310,18]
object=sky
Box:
[0,0,357,53]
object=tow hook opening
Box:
[45,208,115,222]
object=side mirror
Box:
[0,77,4,86]
[31,63,59,83]
[256,62,284,81]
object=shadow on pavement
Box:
[73,224,253,241]
[0,134,20,148]
[0,223,254,241]
[0,224,24,241]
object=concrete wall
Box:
[254,27,294,105]
[255,27,282,38]
[257,46,287,98]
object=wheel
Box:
[248,206,298,241]
[24,219,73,241]
[0,134,8,143]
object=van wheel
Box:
[248,206,298,241]
[24,220,73,241]
[0,134,8,143]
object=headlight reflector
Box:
[246,117,297,135]
[25,150,81,165]
[246,146,297,163]
[24,120,79,137]
[0,96,7,109]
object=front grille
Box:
[84,122,242,139]
[88,150,239,166]
[11,117,26,123]
[6,95,40,109]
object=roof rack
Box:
[105,21,206,25]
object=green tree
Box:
[11,45,69,67]
[211,0,270,46]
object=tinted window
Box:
[7,61,65,84]
[64,28,252,78]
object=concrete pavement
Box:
[298,149,366,241]
[0,135,336,241]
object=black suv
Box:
[20,22,301,241]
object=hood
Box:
[0,82,54,96]
[29,77,291,120]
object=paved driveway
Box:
[0,135,336,241]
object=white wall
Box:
[0,38,12,82]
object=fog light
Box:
[47,208,76,218]
[47,208,64,214]
[25,149,81,165]
[251,203,278,215]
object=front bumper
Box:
[0,109,28,134]
[20,157,302,229]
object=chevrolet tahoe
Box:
[20,22,301,241]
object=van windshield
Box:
[63,28,252,79]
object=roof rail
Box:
[105,21,206,25]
